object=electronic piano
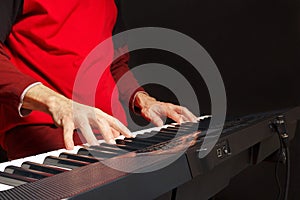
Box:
[0,107,299,200]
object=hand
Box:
[134,92,198,126]
[22,84,132,150]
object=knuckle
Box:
[181,107,188,112]
[166,102,173,107]
[95,115,105,123]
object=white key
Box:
[0,183,14,192]
[0,146,83,171]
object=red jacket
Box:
[0,0,141,149]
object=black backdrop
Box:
[118,0,300,199]
[120,0,300,117]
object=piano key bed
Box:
[0,108,298,200]
[0,116,210,191]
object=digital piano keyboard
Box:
[0,107,299,200]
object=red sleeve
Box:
[110,45,144,110]
[0,42,38,110]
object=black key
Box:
[21,161,67,175]
[99,143,120,149]
[175,122,198,128]
[77,148,120,159]
[167,126,193,130]
[160,128,191,134]
[118,138,154,146]
[124,137,159,145]
[175,118,212,130]
[44,156,90,169]
[98,143,138,154]
[159,130,192,137]
[59,152,99,163]
[147,131,180,141]
[77,148,90,156]
[159,128,177,134]
[129,136,164,144]
[4,166,52,180]
[116,139,150,149]
[143,131,174,139]
[115,141,141,151]
[91,142,138,152]
[135,132,166,138]
[136,144,167,153]
[163,127,193,132]
[175,122,197,127]
[155,130,182,136]
[0,171,37,187]
[91,144,128,154]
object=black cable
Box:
[171,188,177,200]
[282,141,290,200]
[272,115,290,200]
[275,134,283,200]
[275,160,282,200]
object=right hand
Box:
[22,84,132,150]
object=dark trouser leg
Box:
[0,146,8,163]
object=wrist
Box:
[22,84,67,115]
[18,82,42,117]
[134,91,156,110]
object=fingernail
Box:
[66,145,73,150]
[128,134,135,138]
[66,141,74,150]
[127,131,132,135]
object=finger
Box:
[96,119,116,144]
[167,109,184,124]
[62,118,75,150]
[108,118,133,138]
[148,111,164,127]
[152,117,164,127]
[183,109,198,122]
[112,128,120,138]
[181,115,190,122]
[78,119,99,146]
[174,106,198,122]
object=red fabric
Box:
[4,125,83,160]
[0,43,37,109]
[0,0,128,150]
[0,43,38,148]
[111,46,145,108]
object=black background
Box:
[120,0,300,117]
[119,0,300,199]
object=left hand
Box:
[134,92,198,126]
